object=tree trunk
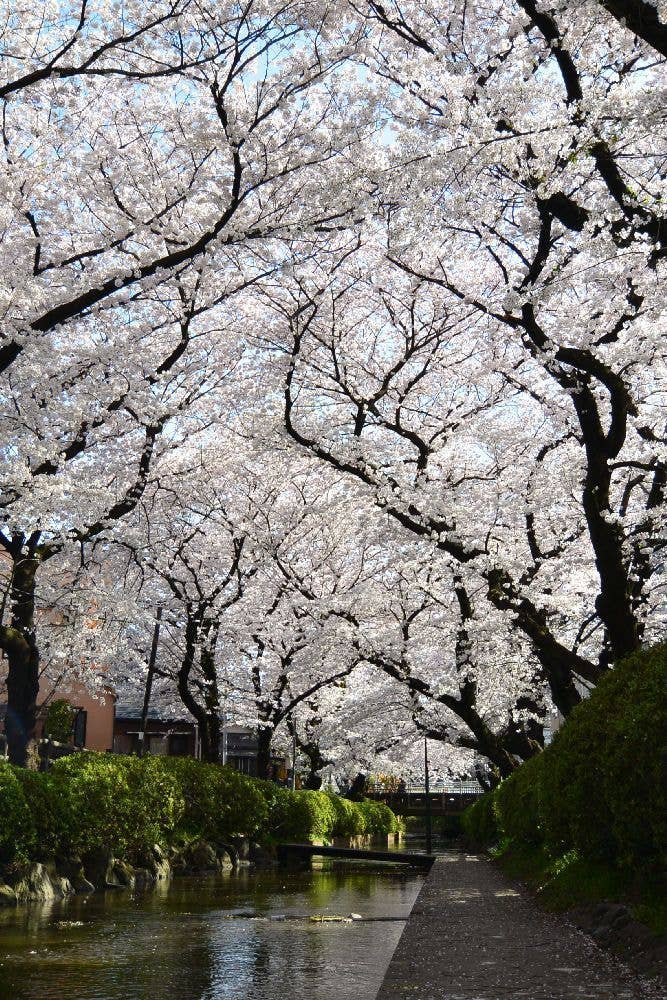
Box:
[296,735,327,789]
[199,716,221,764]
[573,386,641,661]
[255,726,274,780]
[346,773,367,801]
[200,637,221,764]
[176,613,222,764]
[1,550,41,767]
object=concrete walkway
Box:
[376,853,664,1000]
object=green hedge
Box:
[0,753,400,865]
[356,799,401,836]
[265,788,338,841]
[48,753,183,859]
[545,643,666,868]
[462,644,666,872]
[253,784,398,842]
[13,768,67,859]
[461,791,498,848]
[325,792,366,837]
[494,754,546,846]
[157,757,268,844]
[0,762,35,864]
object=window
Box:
[73,709,87,748]
[148,734,167,756]
[169,733,190,757]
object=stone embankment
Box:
[376,852,665,1000]
[0,831,397,906]
[0,839,240,906]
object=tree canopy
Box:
[0,0,664,777]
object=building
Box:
[0,677,115,755]
[113,706,197,757]
[112,710,289,776]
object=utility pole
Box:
[138,607,162,757]
[424,737,433,855]
[291,710,297,790]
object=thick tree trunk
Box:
[255,726,274,780]
[177,619,214,763]
[438,712,521,779]
[200,716,221,764]
[176,677,221,763]
[296,736,327,789]
[3,627,39,767]
[566,384,640,661]
[200,640,221,764]
[486,567,596,717]
[1,551,41,767]
[176,613,222,764]
[346,773,367,801]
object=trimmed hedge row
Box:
[461,790,498,848]
[462,644,666,871]
[0,752,399,866]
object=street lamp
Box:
[138,607,162,757]
[424,737,433,855]
[291,709,297,791]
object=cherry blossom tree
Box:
[0,0,374,764]
[2,0,663,776]
[271,0,665,725]
[224,464,374,778]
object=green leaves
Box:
[1,752,402,864]
[463,643,666,872]
[0,762,35,864]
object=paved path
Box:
[376,852,664,1000]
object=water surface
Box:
[0,864,424,1000]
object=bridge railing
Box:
[365,782,484,813]
[366,781,484,797]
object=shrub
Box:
[461,791,498,848]
[357,799,400,836]
[326,793,366,838]
[13,768,70,859]
[540,703,617,861]
[0,762,34,863]
[0,753,402,862]
[597,644,666,869]
[43,699,75,743]
[495,754,545,845]
[468,644,666,873]
[540,644,666,868]
[158,758,267,843]
[267,788,338,842]
[51,752,184,859]
[254,788,399,842]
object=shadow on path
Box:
[376,852,664,1000]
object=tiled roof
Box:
[114,704,195,723]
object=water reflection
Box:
[0,866,423,1000]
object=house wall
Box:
[113,718,197,757]
[39,681,116,751]
[0,665,115,752]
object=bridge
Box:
[365,782,483,817]
[277,842,435,869]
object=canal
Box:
[0,864,424,1000]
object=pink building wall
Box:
[38,680,116,751]
[0,667,116,751]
